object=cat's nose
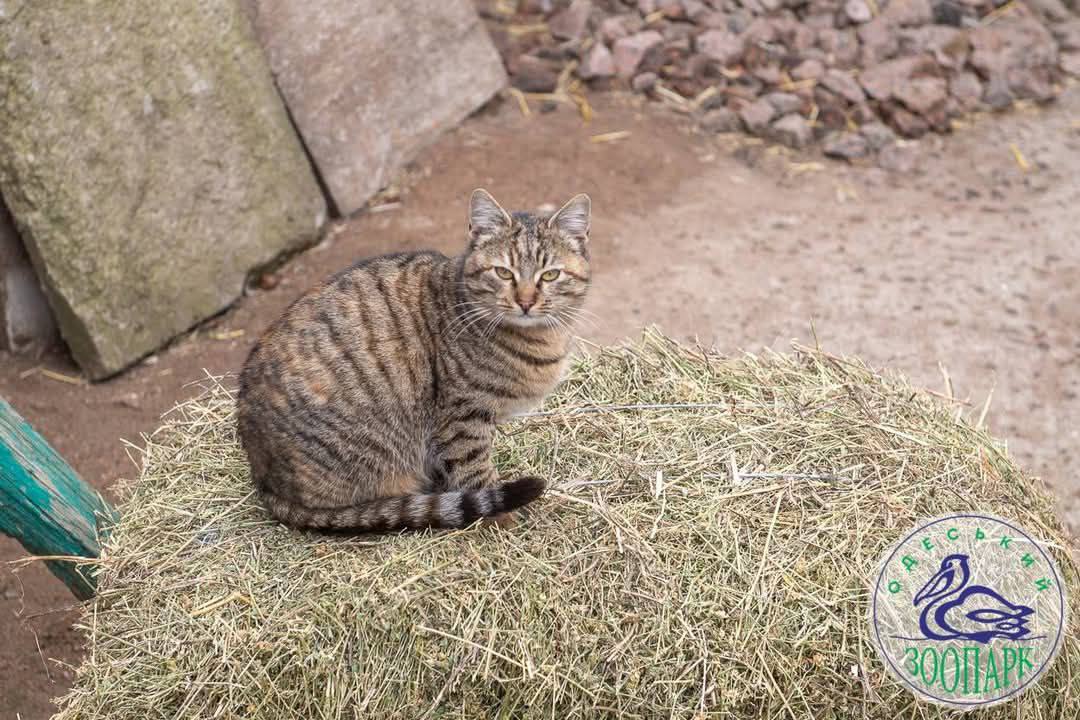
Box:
[518,298,535,314]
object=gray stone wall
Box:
[245,0,506,215]
[0,0,326,378]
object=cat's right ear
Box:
[468,188,511,245]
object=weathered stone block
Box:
[0,201,57,354]
[244,0,506,216]
[0,0,326,379]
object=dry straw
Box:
[56,330,1079,719]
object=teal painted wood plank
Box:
[0,396,118,600]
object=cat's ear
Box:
[468,188,512,243]
[548,193,591,242]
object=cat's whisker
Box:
[558,308,599,331]
[448,308,492,343]
[445,307,487,328]
[546,312,571,335]
[482,311,506,340]
[450,300,487,310]
[569,306,601,322]
[540,308,574,334]
[443,307,490,339]
[444,307,489,341]
[566,316,589,333]
[450,306,489,323]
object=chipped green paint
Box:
[0,396,117,599]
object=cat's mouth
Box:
[503,312,550,328]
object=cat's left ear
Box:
[548,193,591,243]
[469,188,512,245]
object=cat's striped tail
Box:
[259,476,546,533]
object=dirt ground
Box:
[2,87,1078,718]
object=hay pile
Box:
[57,331,1079,719]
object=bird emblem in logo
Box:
[912,553,1037,644]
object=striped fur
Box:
[237,190,591,532]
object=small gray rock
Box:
[741,17,778,45]
[969,19,1057,79]
[789,23,818,53]
[858,17,900,66]
[599,16,632,43]
[949,72,983,111]
[661,23,694,45]
[860,55,937,100]
[681,0,709,20]
[983,74,1014,110]
[658,0,687,17]
[753,64,783,85]
[859,122,897,151]
[843,0,873,23]
[894,77,948,116]
[1027,0,1071,22]
[1007,67,1056,103]
[549,0,592,41]
[888,106,930,138]
[1053,20,1080,53]
[851,103,877,126]
[739,98,778,134]
[764,92,804,115]
[823,131,870,160]
[770,114,812,149]
[513,55,561,92]
[791,58,825,81]
[882,0,933,26]
[699,107,744,133]
[931,0,971,26]
[696,11,731,29]
[821,69,866,104]
[695,28,745,66]
[613,31,664,78]
[1061,52,1080,77]
[898,26,968,69]
[632,71,659,91]
[728,9,755,34]
[578,42,616,79]
[818,28,860,67]
[804,12,838,30]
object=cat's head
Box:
[460,189,591,330]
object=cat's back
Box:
[256,249,446,349]
[316,250,450,345]
[238,250,450,428]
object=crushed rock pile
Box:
[479,0,1080,165]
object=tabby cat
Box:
[236,189,591,532]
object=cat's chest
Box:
[494,353,571,423]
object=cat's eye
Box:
[494,267,514,280]
[540,269,561,282]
